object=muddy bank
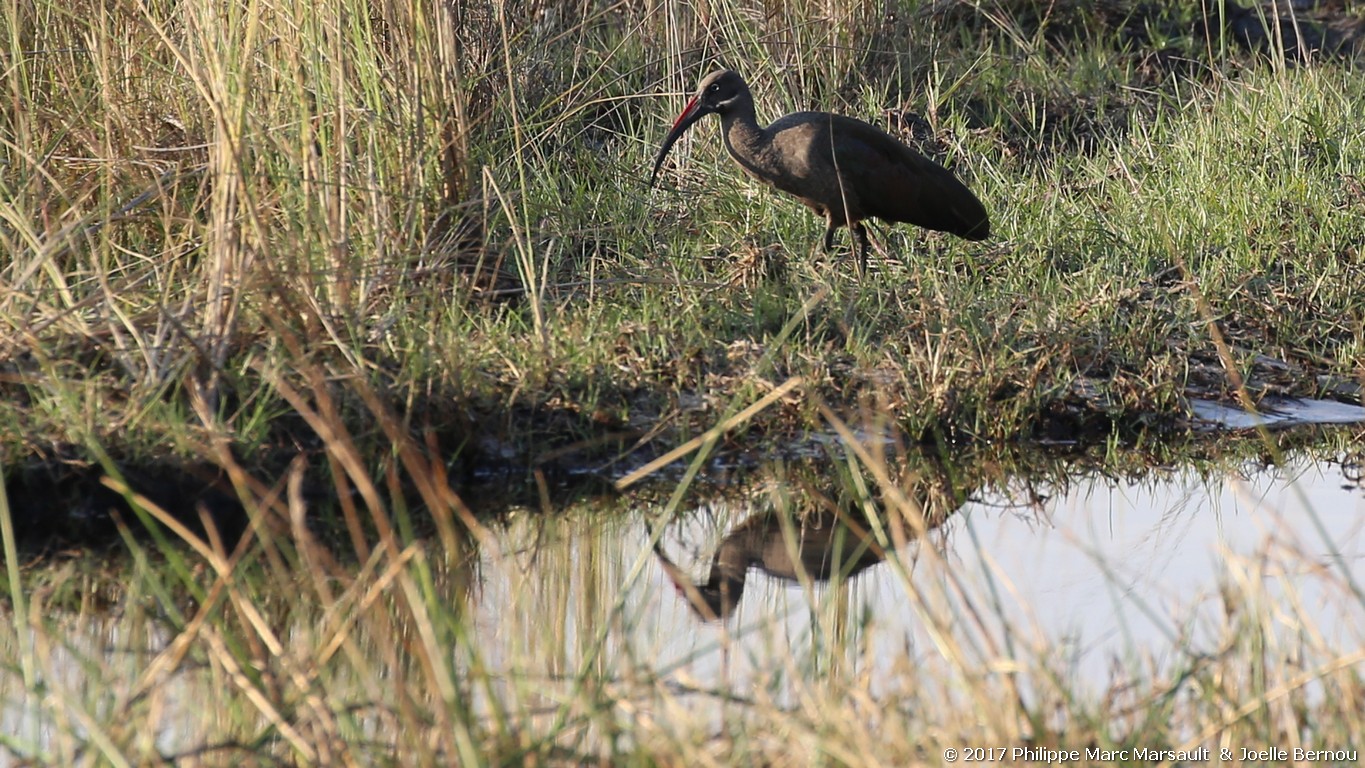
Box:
[4,388,1361,554]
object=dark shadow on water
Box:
[3,462,248,551]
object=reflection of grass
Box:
[2,0,1365,759]
[3,433,1364,763]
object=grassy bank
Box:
[2,0,1363,489]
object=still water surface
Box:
[4,447,1363,758]
[475,451,1364,704]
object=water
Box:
[943,457,1365,688]
[1190,396,1365,430]
[473,450,1365,705]
[4,443,1364,760]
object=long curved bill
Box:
[648,95,707,188]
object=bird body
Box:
[654,511,886,621]
[651,70,990,270]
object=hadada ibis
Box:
[650,70,990,271]
[653,511,886,621]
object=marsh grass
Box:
[3,0,1363,476]
[3,0,1365,762]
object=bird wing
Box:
[825,115,990,239]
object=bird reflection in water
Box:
[653,510,884,621]
[654,465,962,622]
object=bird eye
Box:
[707,83,720,94]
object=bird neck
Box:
[719,100,767,162]
[713,538,755,581]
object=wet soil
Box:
[5,378,1361,556]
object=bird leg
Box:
[852,221,870,275]
[819,215,870,276]
[822,218,838,253]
